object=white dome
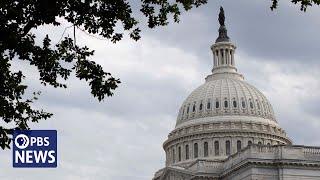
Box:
[176,76,276,127]
[160,13,291,169]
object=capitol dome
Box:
[153,7,320,180]
[161,8,291,167]
[176,76,276,128]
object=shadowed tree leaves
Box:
[0,0,209,150]
[271,0,320,11]
[0,0,318,150]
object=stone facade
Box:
[154,145,320,180]
[152,8,320,180]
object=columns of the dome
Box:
[210,6,239,75]
[211,42,237,70]
[207,41,244,81]
[205,7,244,81]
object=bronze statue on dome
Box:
[218,6,225,26]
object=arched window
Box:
[192,104,196,112]
[204,142,208,157]
[207,100,211,109]
[226,140,231,156]
[242,100,246,108]
[237,140,241,152]
[216,101,220,108]
[182,108,185,115]
[258,142,262,145]
[185,145,189,160]
[224,100,228,108]
[187,106,189,114]
[267,143,271,146]
[172,148,175,163]
[233,100,237,108]
[194,143,198,158]
[214,141,219,156]
[199,103,203,111]
[248,140,252,146]
[250,101,254,109]
[257,100,260,110]
[178,146,181,161]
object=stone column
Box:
[232,138,236,154]
[213,51,216,67]
[220,138,225,156]
[216,51,219,66]
[231,49,235,66]
[225,49,228,65]
[229,48,232,66]
[223,49,226,65]
[209,138,213,157]
[191,140,194,159]
[219,49,223,65]
[199,139,203,158]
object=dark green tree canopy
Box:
[0,0,318,150]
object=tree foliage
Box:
[0,0,208,150]
[271,0,320,11]
[0,0,318,150]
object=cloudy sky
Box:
[1,0,320,179]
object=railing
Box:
[154,145,320,180]
[222,145,320,170]
[303,146,320,155]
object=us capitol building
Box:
[153,7,320,180]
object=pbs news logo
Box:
[13,130,57,168]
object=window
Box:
[258,142,262,145]
[237,140,241,152]
[207,101,211,109]
[192,104,196,112]
[194,143,198,158]
[248,140,252,146]
[187,106,189,114]
[242,100,246,108]
[250,101,254,109]
[178,146,181,161]
[185,145,189,160]
[172,148,175,163]
[224,100,228,108]
[182,108,185,115]
[199,103,203,111]
[267,143,271,146]
[257,100,260,110]
[233,100,237,108]
[204,142,208,157]
[226,140,231,156]
[216,101,220,108]
[214,141,219,156]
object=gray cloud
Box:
[1,1,320,180]
[141,0,320,63]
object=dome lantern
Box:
[208,7,243,82]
